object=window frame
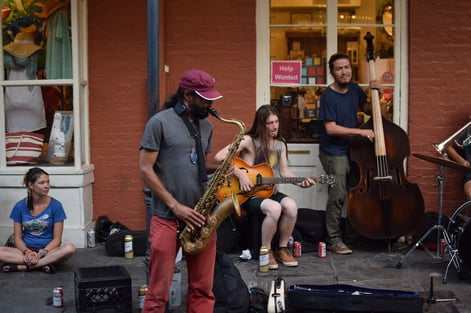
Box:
[0,0,90,170]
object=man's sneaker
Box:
[269,250,278,270]
[275,247,298,267]
[328,242,352,255]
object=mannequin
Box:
[3,32,46,132]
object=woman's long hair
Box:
[246,104,287,161]
[23,167,49,212]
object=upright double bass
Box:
[347,32,424,240]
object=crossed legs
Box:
[0,244,76,272]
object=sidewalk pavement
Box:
[0,241,470,313]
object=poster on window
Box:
[271,61,302,85]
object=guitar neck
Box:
[260,176,306,185]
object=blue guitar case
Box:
[287,284,424,313]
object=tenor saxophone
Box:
[179,108,246,254]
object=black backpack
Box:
[95,215,114,242]
[95,215,130,243]
[248,287,268,313]
[213,250,251,313]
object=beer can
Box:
[138,284,148,312]
[124,234,134,259]
[293,241,302,257]
[53,287,64,308]
[318,242,326,258]
[259,246,270,272]
[87,229,96,248]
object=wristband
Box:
[38,249,48,258]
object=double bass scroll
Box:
[347,32,425,240]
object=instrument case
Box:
[268,277,286,313]
[287,284,424,313]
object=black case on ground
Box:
[287,284,424,313]
[105,229,147,256]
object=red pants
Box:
[143,215,216,313]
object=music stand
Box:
[396,162,461,283]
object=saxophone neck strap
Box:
[174,102,207,182]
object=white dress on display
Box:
[4,53,46,132]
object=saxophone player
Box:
[139,69,224,313]
[446,120,471,199]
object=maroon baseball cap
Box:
[178,69,223,101]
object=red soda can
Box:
[440,239,446,255]
[318,242,326,258]
[53,287,64,308]
[293,241,301,257]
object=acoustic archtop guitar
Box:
[216,157,336,205]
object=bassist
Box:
[318,53,381,255]
[215,104,315,270]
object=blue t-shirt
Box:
[318,83,367,156]
[9,197,67,249]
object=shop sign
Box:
[271,61,302,85]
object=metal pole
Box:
[147,0,160,118]
[145,0,160,286]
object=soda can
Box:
[53,287,64,308]
[440,239,446,256]
[318,242,326,258]
[293,241,301,257]
[87,229,96,248]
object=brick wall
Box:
[162,0,256,157]
[409,0,471,216]
[88,1,148,228]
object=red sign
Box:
[271,61,302,85]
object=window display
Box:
[2,0,73,165]
[269,0,396,143]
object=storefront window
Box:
[0,0,87,167]
[267,0,397,143]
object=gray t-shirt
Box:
[139,103,213,220]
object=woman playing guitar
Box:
[215,104,315,270]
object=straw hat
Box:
[3,32,42,58]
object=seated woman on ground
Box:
[0,167,76,273]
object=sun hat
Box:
[178,69,223,101]
[3,32,42,59]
